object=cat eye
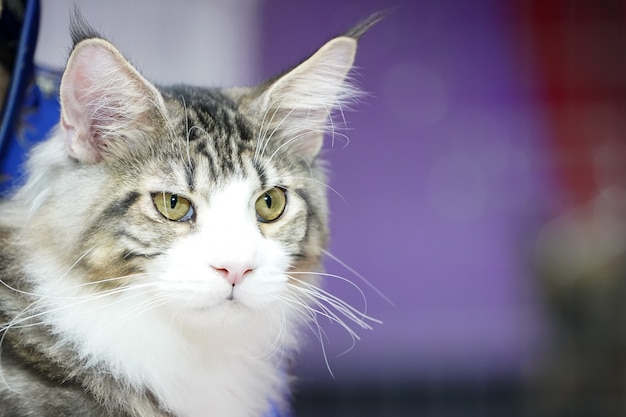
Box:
[152,192,194,222]
[255,187,287,223]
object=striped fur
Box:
[0,14,381,417]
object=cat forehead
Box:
[153,86,306,189]
[163,86,255,143]
[148,88,252,177]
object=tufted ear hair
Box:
[60,35,166,164]
[248,35,360,162]
[242,13,385,162]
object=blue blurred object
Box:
[0,0,60,194]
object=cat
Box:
[0,11,381,417]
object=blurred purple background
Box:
[260,0,552,384]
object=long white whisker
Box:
[294,288,361,358]
[1,280,159,332]
[255,93,291,163]
[254,98,278,163]
[258,98,299,162]
[0,272,150,301]
[330,98,352,150]
[0,282,164,393]
[322,248,395,307]
[289,283,372,337]
[281,176,348,206]
[256,305,287,360]
[107,291,174,329]
[282,290,340,331]
[277,292,335,378]
[289,276,381,326]
[0,278,157,391]
[183,97,193,171]
[290,271,370,321]
[265,127,327,165]
[51,246,97,286]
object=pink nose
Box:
[211,265,253,286]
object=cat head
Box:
[17,16,376,330]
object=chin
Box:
[167,296,263,329]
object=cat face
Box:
[16,25,359,328]
[73,92,325,322]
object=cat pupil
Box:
[264,193,272,209]
[170,195,178,209]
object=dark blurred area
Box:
[526,1,626,415]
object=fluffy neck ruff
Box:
[25,259,296,417]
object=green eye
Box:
[152,192,194,222]
[255,187,287,223]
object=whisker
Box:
[329,97,352,150]
[166,299,187,337]
[280,176,347,206]
[256,304,288,360]
[290,271,370,317]
[51,246,97,286]
[275,292,335,378]
[0,281,150,391]
[265,127,325,165]
[0,272,150,301]
[253,99,275,163]
[255,94,290,163]
[0,297,42,393]
[107,291,174,329]
[258,97,299,162]
[181,96,194,172]
[322,248,395,307]
[0,280,158,332]
[279,292,332,338]
[289,276,381,327]
[289,282,371,337]
[292,287,361,359]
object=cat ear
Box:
[60,38,165,164]
[251,36,360,161]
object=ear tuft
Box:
[60,38,165,164]
[69,8,102,47]
[343,10,389,39]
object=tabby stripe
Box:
[185,114,201,142]
[102,192,140,218]
[293,188,315,243]
[193,108,215,135]
[218,138,236,175]
[79,192,141,262]
[197,140,218,180]
[220,112,235,140]
[253,160,268,189]
[235,114,253,142]
[185,158,196,192]
[121,250,163,261]
[116,230,153,249]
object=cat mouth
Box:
[227,285,235,301]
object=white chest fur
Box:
[33,277,291,417]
